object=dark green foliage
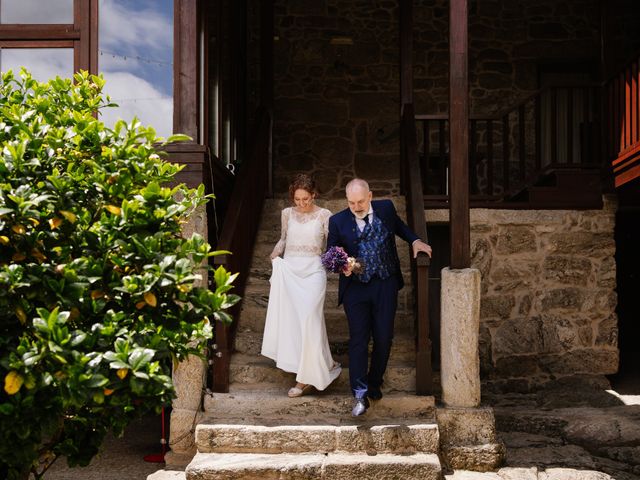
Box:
[0,69,238,479]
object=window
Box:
[98,0,173,138]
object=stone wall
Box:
[427,195,618,391]
[267,0,609,197]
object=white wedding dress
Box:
[261,206,342,390]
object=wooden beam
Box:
[449,0,470,269]
[399,0,413,106]
[0,25,78,40]
[174,0,199,140]
[260,0,274,110]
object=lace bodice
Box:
[271,207,331,258]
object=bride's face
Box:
[293,188,315,212]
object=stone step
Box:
[241,279,414,310]
[228,354,416,392]
[234,328,417,363]
[202,389,436,422]
[186,452,441,480]
[236,305,416,337]
[195,422,439,455]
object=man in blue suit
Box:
[327,178,432,416]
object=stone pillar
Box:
[440,267,481,407]
[165,203,207,467]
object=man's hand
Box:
[412,240,432,258]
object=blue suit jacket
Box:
[327,199,419,304]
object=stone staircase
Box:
[183,197,445,479]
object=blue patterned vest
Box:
[356,214,399,283]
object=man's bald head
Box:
[345,178,372,219]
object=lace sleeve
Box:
[320,208,331,251]
[270,208,289,258]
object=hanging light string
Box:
[99,49,173,67]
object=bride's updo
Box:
[288,173,317,200]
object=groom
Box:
[327,178,432,416]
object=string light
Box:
[99,49,172,67]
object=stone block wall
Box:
[258,0,612,197]
[427,195,618,391]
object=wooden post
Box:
[261,0,274,196]
[399,0,413,193]
[174,0,199,141]
[449,0,470,269]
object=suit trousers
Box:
[342,275,398,399]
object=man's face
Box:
[346,186,372,219]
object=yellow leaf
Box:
[12,252,26,262]
[135,301,146,310]
[90,290,104,300]
[116,368,129,380]
[0,236,9,245]
[178,284,191,293]
[105,205,121,215]
[103,388,114,396]
[15,307,26,324]
[49,217,63,230]
[28,218,39,226]
[4,371,24,395]
[12,224,25,234]
[59,210,77,223]
[144,292,157,307]
[31,249,46,263]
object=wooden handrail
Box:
[210,106,272,392]
[401,103,432,395]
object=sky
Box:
[0,0,174,138]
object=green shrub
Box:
[0,69,238,479]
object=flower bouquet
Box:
[321,246,364,274]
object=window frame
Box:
[0,0,98,76]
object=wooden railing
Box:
[417,84,602,200]
[400,103,432,395]
[211,107,272,392]
[607,52,640,187]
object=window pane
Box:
[0,48,73,81]
[98,0,173,139]
[0,0,73,24]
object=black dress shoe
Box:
[368,388,383,400]
[351,397,370,416]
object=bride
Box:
[261,174,341,397]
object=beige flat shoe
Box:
[288,383,314,398]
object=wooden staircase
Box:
[182,197,444,479]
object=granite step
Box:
[195,422,439,454]
[236,305,416,337]
[234,328,417,363]
[202,389,436,422]
[228,354,417,392]
[186,451,442,480]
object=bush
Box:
[0,69,238,479]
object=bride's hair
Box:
[289,173,317,199]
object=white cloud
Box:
[0,0,73,24]
[99,71,173,138]
[99,1,172,55]
[0,48,73,81]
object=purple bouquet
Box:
[321,246,364,274]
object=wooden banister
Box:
[211,107,272,392]
[417,83,604,201]
[401,103,432,395]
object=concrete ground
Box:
[43,372,640,480]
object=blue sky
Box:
[98,0,174,137]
